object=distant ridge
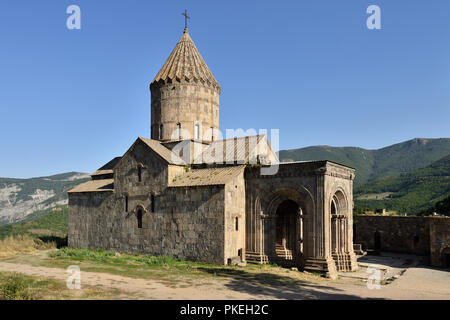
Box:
[354,154,450,214]
[279,138,450,187]
[0,172,89,225]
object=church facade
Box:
[68,27,358,278]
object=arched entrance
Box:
[274,199,305,268]
[330,190,352,271]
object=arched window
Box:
[235,217,239,231]
[177,123,181,139]
[194,123,200,140]
[151,194,155,213]
[211,127,215,141]
[125,195,128,212]
[138,166,142,182]
[159,124,163,139]
[137,209,143,229]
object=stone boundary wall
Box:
[429,218,450,267]
[354,215,450,267]
[354,215,431,255]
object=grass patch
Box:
[0,273,36,300]
[0,235,56,258]
[0,271,127,300]
[50,247,185,266]
[42,248,324,288]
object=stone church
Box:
[68,26,358,278]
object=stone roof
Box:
[169,165,245,187]
[151,28,220,91]
[194,135,279,165]
[139,137,186,165]
[68,179,114,193]
[91,157,121,177]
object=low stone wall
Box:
[429,218,450,267]
[354,215,450,267]
[354,215,431,255]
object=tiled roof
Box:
[90,157,121,177]
[169,165,245,187]
[139,137,186,165]
[194,135,278,165]
[68,179,114,193]
[91,169,113,176]
[151,28,220,91]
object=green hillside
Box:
[279,138,450,187]
[0,206,68,240]
[0,172,89,225]
[354,155,450,215]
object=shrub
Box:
[0,274,35,300]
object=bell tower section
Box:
[150,28,221,142]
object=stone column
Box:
[304,173,337,279]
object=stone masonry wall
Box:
[224,171,246,264]
[354,215,431,255]
[68,139,227,265]
[429,218,450,267]
[151,81,220,142]
[68,186,226,264]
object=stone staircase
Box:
[245,251,269,264]
[276,244,293,260]
[332,252,352,272]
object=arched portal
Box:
[274,199,305,268]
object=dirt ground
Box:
[0,252,448,300]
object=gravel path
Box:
[0,261,448,300]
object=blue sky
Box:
[0,0,449,178]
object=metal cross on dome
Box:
[182,9,190,29]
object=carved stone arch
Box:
[133,204,147,229]
[132,203,148,214]
[330,185,349,217]
[246,194,263,255]
[137,162,147,169]
[261,182,315,218]
[259,182,315,268]
[329,185,353,271]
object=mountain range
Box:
[279,138,450,187]
[354,155,450,214]
[0,172,89,225]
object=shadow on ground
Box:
[358,252,428,269]
[38,235,67,248]
[197,267,381,300]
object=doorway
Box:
[275,200,300,264]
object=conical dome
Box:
[151,29,220,91]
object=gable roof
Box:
[68,179,114,193]
[138,137,186,165]
[194,135,279,165]
[91,157,121,177]
[169,165,245,187]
